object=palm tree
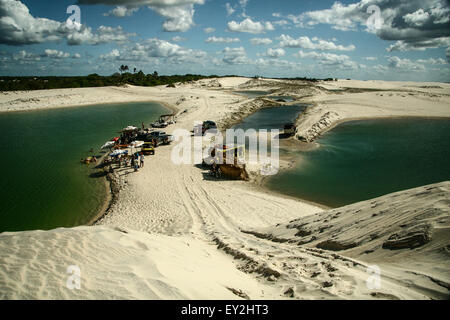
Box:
[119,65,129,74]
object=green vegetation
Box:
[0,66,336,91]
[0,67,222,91]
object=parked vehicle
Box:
[141,142,155,155]
[146,131,174,146]
[151,114,176,128]
[204,143,248,180]
[283,123,296,137]
[194,120,218,136]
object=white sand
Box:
[0,77,449,299]
[295,79,450,141]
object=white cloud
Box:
[205,37,240,43]
[104,6,139,17]
[295,50,358,69]
[79,0,206,32]
[403,9,430,27]
[225,3,235,16]
[171,36,186,42]
[250,38,272,45]
[273,20,290,27]
[416,57,447,65]
[73,53,82,59]
[286,0,450,52]
[222,47,248,65]
[100,38,206,64]
[67,25,135,45]
[266,48,285,58]
[227,18,274,34]
[44,49,70,59]
[203,27,216,34]
[0,0,135,45]
[386,37,450,52]
[365,56,377,61]
[100,49,121,60]
[12,50,41,62]
[277,35,355,51]
[387,56,426,71]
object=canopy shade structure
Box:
[101,141,115,149]
[109,149,128,157]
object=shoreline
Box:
[2,77,450,300]
[258,114,450,209]
[4,80,448,228]
[85,100,179,227]
[307,114,450,142]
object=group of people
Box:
[119,131,139,145]
[115,152,145,171]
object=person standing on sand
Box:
[140,153,144,168]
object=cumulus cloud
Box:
[67,26,134,45]
[286,0,450,53]
[171,36,186,42]
[100,38,206,64]
[43,49,70,59]
[277,35,355,51]
[386,37,450,52]
[222,47,248,65]
[295,50,358,69]
[103,6,139,17]
[225,3,235,16]
[387,56,426,71]
[78,0,205,32]
[266,48,285,58]
[11,50,41,61]
[250,38,273,45]
[255,58,301,70]
[203,27,215,34]
[416,57,447,65]
[205,36,240,43]
[227,18,274,34]
[0,0,135,45]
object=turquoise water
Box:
[269,96,294,102]
[0,102,168,232]
[233,90,271,98]
[233,105,305,131]
[266,118,450,207]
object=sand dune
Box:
[0,226,278,300]
[0,78,449,299]
[244,182,450,299]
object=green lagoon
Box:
[267,118,450,207]
[0,102,168,232]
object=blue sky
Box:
[0,0,449,81]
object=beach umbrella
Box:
[130,140,144,148]
[109,149,128,157]
[122,126,138,132]
[101,141,115,149]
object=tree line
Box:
[0,67,222,91]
